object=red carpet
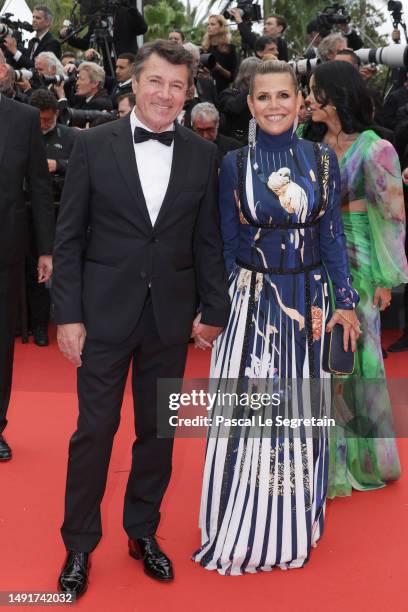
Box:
[1,328,407,611]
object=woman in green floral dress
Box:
[305,61,408,497]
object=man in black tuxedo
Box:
[53,40,229,597]
[0,62,55,461]
[4,5,61,69]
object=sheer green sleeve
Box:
[364,138,408,288]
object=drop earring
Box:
[248,116,257,149]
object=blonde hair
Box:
[202,14,231,52]
[249,60,298,96]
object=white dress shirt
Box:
[130,109,174,227]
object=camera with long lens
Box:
[0,13,33,45]
[315,3,350,37]
[356,45,408,69]
[223,0,262,23]
[199,53,216,71]
[60,107,116,128]
[41,73,78,86]
[14,68,33,82]
[289,57,320,77]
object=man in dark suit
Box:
[53,40,230,598]
[59,1,147,75]
[4,5,61,68]
[0,62,55,461]
[191,101,241,167]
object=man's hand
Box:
[16,78,32,92]
[57,323,87,367]
[53,82,66,99]
[4,36,18,55]
[402,167,408,185]
[47,159,57,173]
[229,8,243,23]
[191,313,223,350]
[37,255,53,283]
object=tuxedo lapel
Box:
[0,97,11,168]
[110,116,152,228]
[35,32,50,56]
[154,124,191,229]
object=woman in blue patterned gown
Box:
[192,61,361,575]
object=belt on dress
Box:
[236,258,322,275]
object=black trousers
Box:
[26,253,50,329]
[0,262,23,435]
[61,295,188,552]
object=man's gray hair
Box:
[0,63,16,95]
[36,51,64,76]
[78,61,106,86]
[191,102,220,125]
[33,5,53,22]
[317,33,347,62]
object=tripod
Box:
[89,21,117,77]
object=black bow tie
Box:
[32,37,40,44]
[133,126,174,146]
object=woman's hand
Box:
[373,287,392,311]
[326,309,361,352]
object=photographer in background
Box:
[254,36,279,60]
[56,61,113,119]
[317,32,347,61]
[4,6,61,69]
[201,15,237,95]
[27,89,76,346]
[218,55,261,142]
[111,53,135,108]
[59,0,147,74]
[230,10,289,61]
[0,55,54,460]
[14,52,65,98]
[191,102,240,166]
[117,92,135,117]
[305,15,363,59]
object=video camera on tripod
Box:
[315,3,350,38]
[0,13,33,46]
[222,0,262,23]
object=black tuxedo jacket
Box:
[0,96,55,265]
[12,31,62,69]
[53,117,230,345]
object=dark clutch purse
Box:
[322,324,355,375]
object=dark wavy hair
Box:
[303,61,375,141]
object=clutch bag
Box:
[322,324,355,375]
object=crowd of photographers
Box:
[0,2,408,348]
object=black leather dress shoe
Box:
[58,552,89,599]
[129,536,174,581]
[388,332,408,353]
[33,325,49,347]
[0,435,11,461]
